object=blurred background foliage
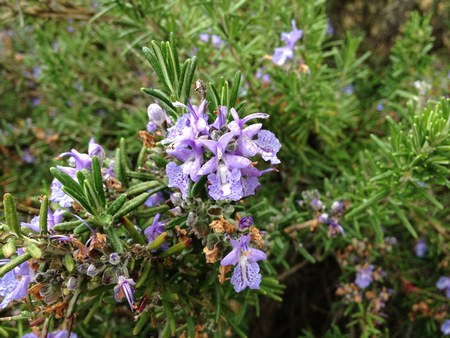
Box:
[0,0,449,337]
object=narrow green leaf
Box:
[297,244,316,263]
[345,190,390,219]
[0,253,32,278]
[229,71,241,107]
[133,308,153,335]
[39,196,49,234]
[126,181,160,196]
[106,194,128,216]
[160,239,191,258]
[3,193,22,236]
[151,41,174,93]
[169,32,180,78]
[61,186,95,215]
[105,227,124,253]
[177,59,190,100]
[390,202,418,238]
[120,216,146,245]
[49,167,83,195]
[92,156,106,208]
[185,56,197,99]
[113,192,150,219]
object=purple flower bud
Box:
[238,216,254,229]
[22,148,35,164]
[415,239,427,257]
[384,236,398,245]
[147,103,167,129]
[86,264,99,277]
[170,192,183,206]
[355,265,374,289]
[66,277,77,291]
[311,198,323,210]
[109,253,120,265]
[441,319,450,335]
[318,213,329,224]
[88,138,105,164]
[331,200,344,214]
[376,103,384,111]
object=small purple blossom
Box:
[32,97,40,106]
[114,275,136,311]
[238,216,254,229]
[318,212,329,224]
[311,198,323,210]
[199,33,224,49]
[144,213,166,249]
[145,192,165,207]
[355,265,374,289]
[147,103,168,132]
[256,68,271,85]
[331,200,344,214]
[22,148,36,164]
[343,84,354,95]
[441,320,450,336]
[415,238,427,257]
[21,208,64,233]
[272,19,303,66]
[327,20,334,35]
[436,276,450,298]
[221,235,267,292]
[0,253,31,309]
[377,103,384,111]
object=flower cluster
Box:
[272,20,303,66]
[161,101,281,200]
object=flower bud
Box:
[109,253,121,265]
[87,264,99,277]
[238,216,254,229]
[331,201,344,214]
[66,276,78,291]
[311,198,323,211]
[147,104,167,128]
[318,213,329,224]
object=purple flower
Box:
[437,276,450,298]
[331,200,344,214]
[384,236,398,245]
[376,103,384,111]
[32,97,40,106]
[328,218,345,237]
[0,254,31,309]
[311,198,323,210]
[147,103,168,132]
[272,46,294,66]
[281,20,303,49]
[256,68,271,85]
[145,192,165,207]
[22,148,35,164]
[355,265,374,289]
[114,275,136,311]
[441,320,450,336]
[318,212,329,224]
[88,138,105,164]
[343,84,354,95]
[221,234,267,292]
[21,208,64,233]
[50,178,74,208]
[199,33,224,49]
[327,20,334,36]
[238,216,254,229]
[415,238,427,257]
[144,213,166,246]
[272,20,303,66]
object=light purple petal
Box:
[223,155,252,169]
[248,248,267,262]
[221,248,240,266]
[437,277,450,290]
[166,162,189,199]
[256,130,281,164]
